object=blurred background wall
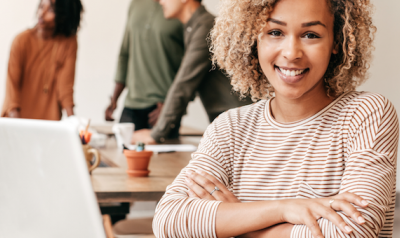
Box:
[0,0,399,187]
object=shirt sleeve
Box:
[2,35,25,116]
[291,95,399,238]
[57,37,77,109]
[153,114,234,238]
[151,24,213,142]
[114,15,131,85]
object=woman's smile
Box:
[275,65,309,84]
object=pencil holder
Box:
[123,150,153,177]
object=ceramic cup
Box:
[123,149,153,177]
[112,123,135,150]
[82,144,101,173]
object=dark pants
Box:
[119,105,157,131]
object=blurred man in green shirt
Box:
[131,0,250,144]
[105,0,184,135]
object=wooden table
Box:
[91,137,194,203]
[93,125,204,137]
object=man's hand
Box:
[8,108,20,118]
[105,100,117,121]
[148,102,164,127]
[131,129,156,145]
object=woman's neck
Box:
[271,80,335,123]
[35,26,54,40]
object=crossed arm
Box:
[153,97,398,238]
[185,169,368,238]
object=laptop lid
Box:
[0,118,106,238]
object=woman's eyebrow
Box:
[267,18,326,28]
[267,18,287,26]
[302,21,326,28]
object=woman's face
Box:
[37,0,56,30]
[258,0,337,100]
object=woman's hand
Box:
[185,169,370,238]
[185,169,240,203]
[279,192,369,238]
[8,108,20,118]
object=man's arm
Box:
[150,24,213,142]
[105,82,125,121]
[105,10,131,121]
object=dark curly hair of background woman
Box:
[52,0,84,37]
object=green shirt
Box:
[115,0,184,109]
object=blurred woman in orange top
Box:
[1,0,83,120]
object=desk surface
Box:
[92,125,204,137]
[92,138,192,203]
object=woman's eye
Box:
[304,33,320,39]
[268,30,283,37]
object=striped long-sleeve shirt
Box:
[153,91,399,238]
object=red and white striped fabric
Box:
[153,91,399,238]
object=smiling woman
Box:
[210,0,375,102]
[152,0,398,238]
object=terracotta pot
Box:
[123,150,153,177]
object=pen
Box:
[159,151,176,153]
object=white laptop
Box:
[0,118,106,238]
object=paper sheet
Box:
[128,144,197,153]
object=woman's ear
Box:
[332,43,339,54]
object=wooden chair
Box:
[113,218,154,237]
[103,214,115,238]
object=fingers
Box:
[319,205,354,235]
[148,118,157,127]
[185,170,240,203]
[105,107,114,121]
[187,189,199,198]
[196,170,229,194]
[157,102,164,108]
[185,176,215,200]
[305,218,324,238]
[330,199,366,225]
[332,192,368,225]
[186,170,217,194]
[335,192,369,208]
[148,110,161,126]
[148,109,159,119]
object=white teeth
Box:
[279,68,305,76]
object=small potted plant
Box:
[123,142,153,177]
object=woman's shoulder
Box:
[338,91,397,124]
[210,100,267,131]
[340,91,393,112]
[12,29,34,45]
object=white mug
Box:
[112,123,134,150]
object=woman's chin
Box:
[275,89,307,100]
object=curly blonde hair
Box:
[210,0,376,100]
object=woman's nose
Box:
[38,9,45,18]
[282,36,303,61]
